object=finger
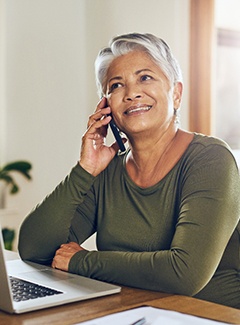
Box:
[96,96,108,111]
[87,108,111,129]
[51,257,67,271]
[60,243,73,249]
[87,97,110,129]
[58,242,81,253]
[85,115,111,140]
[51,257,57,268]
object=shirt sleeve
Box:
[68,144,240,296]
[18,163,96,264]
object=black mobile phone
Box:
[109,116,126,153]
[104,97,126,152]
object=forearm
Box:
[18,163,95,263]
[67,147,240,295]
[68,206,238,296]
[68,249,204,295]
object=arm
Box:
[19,98,120,264]
[67,145,240,295]
[18,164,96,264]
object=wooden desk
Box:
[1,251,240,324]
[0,287,170,325]
[149,296,240,325]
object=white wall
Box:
[0,0,6,167]
[215,0,240,30]
[0,0,190,248]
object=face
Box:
[105,51,182,138]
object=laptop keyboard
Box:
[10,276,63,302]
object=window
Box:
[190,0,240,151]
[215,29,240,149]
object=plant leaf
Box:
[0,174,13,184]
[0,160,32,194]
[0,174,19,194]
[2,161,32,172]
[0,161,32,180]
[2,228,15,250]
[10,183,19,194]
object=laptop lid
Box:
[0,227,15,313]
[0,225,121,314]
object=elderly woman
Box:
[19,33,240,308]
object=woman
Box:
[19,33,240,308]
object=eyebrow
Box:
[108,69,155,84]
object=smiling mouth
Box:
[124,105,152,115]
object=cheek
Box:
[156,88,173,107]
[108,95,122,114]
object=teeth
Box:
[126,106,152,114]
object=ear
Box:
[173,82,183,109]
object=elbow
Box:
[156,275,207,297]
[18,244,53,265]
[168,268,210,297]
[18,229,54,265]
[158,256,210,296]
[169,269,211,297]
[171,281,204,297]
[18,240,35,262]
[18,230,29,260]
[18,236,35,261]
[163,250,212,296]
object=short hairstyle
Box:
[95,32,183,97]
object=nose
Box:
[124,84,143,101]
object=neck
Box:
[127,122,179,168]
[125,127,193,188]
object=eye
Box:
[140,74,152,81]
[109,82,123,93]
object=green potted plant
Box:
[0,160,32,208]
[2,228,15,250]
[0,160,32,250]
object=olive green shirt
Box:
[19,134,240,308]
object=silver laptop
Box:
[0,226,121,314]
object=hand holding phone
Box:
[109,116,126,153]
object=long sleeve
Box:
[68,138,240,298]
[18,134,240,307]
[18,164,96,264]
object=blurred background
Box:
[0,0,239,250]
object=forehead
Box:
[107,51,163,78]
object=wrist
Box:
[68,249,90,275]
[79,160,98,177]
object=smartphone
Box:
[104,97,126,153]
[109,116,126,153]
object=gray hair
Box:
[95,32,183,98]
